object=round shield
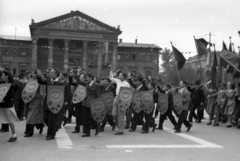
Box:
[0,87,8,99]
[133,93,141,104]
[174,95,182,106]
[26,81,38,93]
[49,89,63,102]
[77,86,86,96]
[103,95,113,106]
[142,93,153,104]
[91,101,105,113]
[120,89,132,102]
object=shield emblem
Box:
[132,91,142,113]
[22,79,39,103]
[47,85,65,114]
[101,92,114,115]
[173,93,183,115]
[72,85,86,104]
[158,93,168,115]
[141,91,154,114]
[0,83,11,103]
[90,98,107,123]
[118,87,134,111]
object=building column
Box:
[48,38,54,69]
[63,39,70,72]
[112,42,118,71]
[82,41,88,71]
[97,42,103,77]
[31,38,38,70]
[104,42,109,64]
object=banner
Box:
[90,97,107,123]
[72,85,86,104]
[118,87,134,111]
[132,91,142,113]
[22,79,39,103]
[141,91,154,114]
[101,92,114,115]
[173,93,183,115]
[158,93,168,115]
[0,83,11,103]
[47,85,65,114]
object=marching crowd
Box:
[0,66,240,143]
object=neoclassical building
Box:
[0,11,161,77]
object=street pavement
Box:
[1,116,240,161]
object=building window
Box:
[19,64,26,71]
[117,55,121,60]
[132,54,136,60]
[146,55,152,61]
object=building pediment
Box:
[30,11,121,35]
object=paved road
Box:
[1,117,240,161]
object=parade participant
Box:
[158,84,177,130]
[224,82,237,128]
[99,78,116,132]
[57,72,71,129]
[188,79,205,123]
[109,70,130,135]
[0,70,19,142]
[128,74,148,132]
[0,124,9,132]
[214,83,226,126]
[36,68,63,140]
[70,68,101,137]
[24,70,45,137]
[205,84,218,125]
[64,85,76,125]
[174,80,192,133]
[69,72,85,133]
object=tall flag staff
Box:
[170,42,186,83]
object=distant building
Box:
[0,10,161,77]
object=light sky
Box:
[0,0,240,59]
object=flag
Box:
[194,38,209,57]
[222,41,228,51]
[229,42,232,52]
[211,48,218,89]
[171,45,186,70]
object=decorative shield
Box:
[90,97,107,123]
[158,93,168,115]
[101,92,114,115]
[132,91,142,113]
[72,85,86,104]
[0,83,11,103]
[141,91,154,114]
[47,85,65,114]
[173,93,183,115]
[118,87,134,111]
[22,79,39,103]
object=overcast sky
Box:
[0,0,240,58]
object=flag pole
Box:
[170,42,181,82]
[193,36,203,78]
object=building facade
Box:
[0,11,161,77]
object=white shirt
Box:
[109,72,130,95]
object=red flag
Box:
[171,45,186,70]
[194,38,209,57]
[222,41,228,51]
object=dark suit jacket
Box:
[101,83,116,97]
[128,78,148,91]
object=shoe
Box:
[152,124,157,132]
[63,119,68,126]
[112,124,116,131]
[196,120,201,123]
[39,127,43,134]
[206,122,212,125]
[46,137,54,140]
[8,137,17,142]
[226,125,232,128]
[213,124,219,126]
[24,134,33,137]
[82,134,90,137]
[157,127,163,130]
[141,131,148,134]
[129,129,135,132]
[72,130,80,133]
[114,132,123,135]
[124,126,129,129]
[186,124,192,132]
[95,126,100,136]
[0,130,9,132]
[174,130,181,133]
[99,128,104,132]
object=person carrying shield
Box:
[109,70,130,135]
[0,70,19,142]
